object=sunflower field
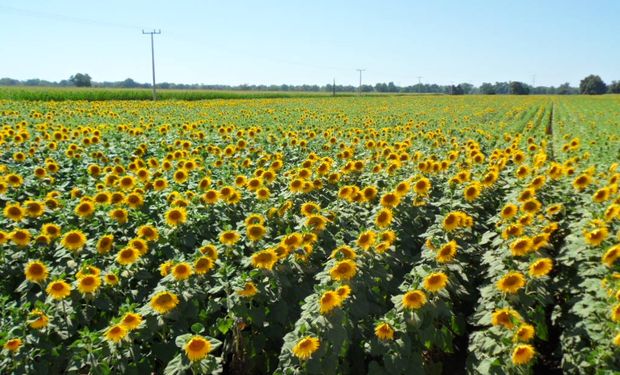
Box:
[0,95,619,374]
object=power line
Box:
[356,68,365,96]
[142,30,161,100]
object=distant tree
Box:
[609,81,620,94]
[0,77,20,86]
[375,83,388,92]
[459,83,474,94]
[69,73,92,87]
[557,82,572,95]
[451,85,464,95]
[510,81,530,95]
[580,74,607,95]
[480,83,496,95]
[120,78,139,88]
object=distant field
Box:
[0,86,354,101]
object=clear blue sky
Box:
[1,0,618,87]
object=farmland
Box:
[0,95,620,374]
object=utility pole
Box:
[532,74,536,87]
[417,76,423,85]
[356,69,365,96]
[332,78,336,97]
[142,29,161,100]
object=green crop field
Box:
[1,95,620,374]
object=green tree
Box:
[579,74,607,95]
[509,81,530,95]
[70,73,92,87]
[480,83,496,95]
[609,81,620,94]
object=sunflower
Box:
[442,212,460,231]
[10,228,31,247]
[184,336,212,362]
[246,224,267,242]
[375,323,395,341]
[125,193,144,208]
[28,309,49,329]
[199,244,218,260]
[436,241,458,263]
[531,233,550,251]
[77,275,102,294]
[160,261,173,276]
[104,273,120,286]
[117,247,140,266]
[514,324,535,342]
[300,202,321,217]
[423,272,448,292]
[356,231,376,250]
[61,230,87,252]
[118,175,136,190]
[572,174,591,191]
[330,245,357,259]
[24,260,48,283]
[150,291,180,314]
[402,290,427,310]
[251,249,278,270]
[94,191,111,205]
[41,223,61,239]
[4,203,25,222]
[491,308,522,329]
[105,324,128,343]
[219,230,240,246]
[172,262,193,280]
[74,201,95,218]
[380,192,401,208]
[337,285,351,300]
[244,213,265,226]
[109,208,128,224]
[511,344,535,365]
[237,282,258,297]
[305,214,329,232]
[121,312,143,330]
[319,290,343,314]
[153,178,168,191]
[329,259,357,281]
[375,208,393,228]
[497,272,526,294]
[612,304,620,322]
[46,280,72,300]
[521,199,541,214]
[362,186,378,201]
[292,336,320,360]
[3,338,22,352]
[164,207,187,226]
[584,227,608,246]
[24,200,45,218]
[413,177,431,195]
[380,230,396,244]
[194,256,214,274]
[96,234,114,254]
[529,258,553,277]
[463,182,481,202]
[510,237,533,257]
[0,230,10,245]
[128,238,148,255]
[256,187,270,200]
[136,225,159,242]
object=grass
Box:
[0,86,357,101]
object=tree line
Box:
[1,74,619,95]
